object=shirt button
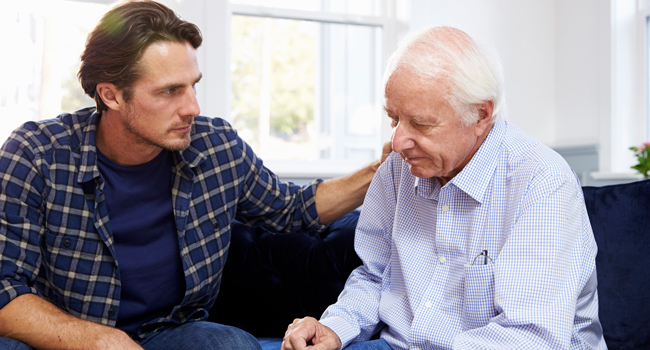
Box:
[439,256,446,264]
[425,301,432,308]
[63,240,71,248]
[441,205,449,212]
[108,309,115,317]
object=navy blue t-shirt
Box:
[97,149,186,334]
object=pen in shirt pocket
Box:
[472,250,493,265]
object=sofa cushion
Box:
[209,211,362,337]
[582,180,650,349]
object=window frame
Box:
[643,3,650,142]
[199,0,407,178]
[592,0,648,181]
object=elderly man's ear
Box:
[474,99,494,136]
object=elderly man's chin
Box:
[406,165,437,179]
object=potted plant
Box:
[630,142,650,178]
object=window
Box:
[0,0,108,143]
[224,0,398,177]
[230,14,382,163]
[2,0,405,179]
[229,0,378,15]
[592,0,647,180]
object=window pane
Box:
[229,0,378,16]
[230,15,382,162]
[0,0,105,142]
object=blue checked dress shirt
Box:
[0,107,324,336]
[320,119,606,349]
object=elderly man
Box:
[282,26,606,350]
[0,1,389,349]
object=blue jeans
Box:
[0,321,260,350]
[139,321,261,350]
[346,339,392,350]
[0,337,33,350]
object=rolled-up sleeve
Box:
[0,136,47,309]
[233,133,325,234]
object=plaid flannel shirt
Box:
[0,107,324,336]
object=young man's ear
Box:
[96,83,124,111]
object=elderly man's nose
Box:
[391,124,414,153]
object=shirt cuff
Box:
[319,316,359,349]
[0,283,41,310]
[303,178,327,233]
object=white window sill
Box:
[264,159,371,179]
[589,172,644,181]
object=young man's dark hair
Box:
[78,0,202,112]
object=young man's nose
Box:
[180,87,201,118]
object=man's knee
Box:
[0,337,34,350]
[346,339,392,350]
[213,324,260,349]
[184,322,261,350]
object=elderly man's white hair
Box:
[383,26,506,125]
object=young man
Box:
[0,1,388,349]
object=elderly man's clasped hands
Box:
[282,317,341,350]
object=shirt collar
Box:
[76,110,207,184]
[414,176,441,200]
[449,118,506,203]
[174,138,208,180]
[77,110,103,184]
[179,135,207,169]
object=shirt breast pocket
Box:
[462,263,497,330]
[44,230,104,263]
[42,230,107,299]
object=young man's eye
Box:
[165,88,176,94]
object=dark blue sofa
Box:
[211,180,650,349]
[582,180,650,349]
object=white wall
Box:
[409,0,556,146]
[554,0,604,148]
[555,0,643,174]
